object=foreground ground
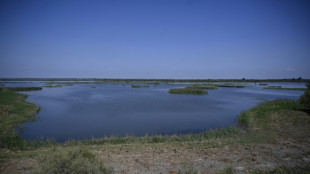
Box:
[0,91,310,173]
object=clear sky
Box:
[0,0,309,79]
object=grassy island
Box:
[168,88,208,94]
[131,85,150,88]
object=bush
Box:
[36,146,113,174]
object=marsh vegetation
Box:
[168,88,208,94]
[131,85,150,88]
[0,87,42,91]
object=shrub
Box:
[36,146,113,174]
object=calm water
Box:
[1,81,306,141]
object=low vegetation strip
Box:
[168,88,208,94]
[217,84,246,88]
[0,87,42,91]
[131,85,150,88]
[186,85,218,90]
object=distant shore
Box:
[0,78,309,83]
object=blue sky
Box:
[0,0,309,79]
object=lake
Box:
[1,81,306,141]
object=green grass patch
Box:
[259,83,268,86]
[169,88,208,95]
[0,87,42,91]
[239,99,304,128]
[0,91,40,135]
[219,166,234,174]
[131,85,150,88]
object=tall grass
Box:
[72,126,240,146]
[1,132,57,150]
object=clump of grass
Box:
[0,87,42,91]
[177,167,198,174]
[131,85,150,88]
[35,146,113,174]
[259,83,268,86]
[169,88,208,95]
[219,166,234,174]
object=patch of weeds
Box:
[178,167,198,174]
[35,146,113,174]
[218,166,235,174]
